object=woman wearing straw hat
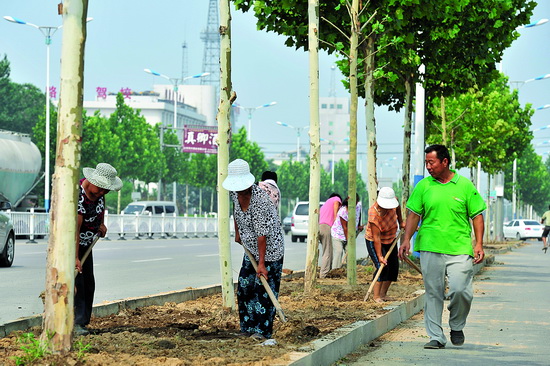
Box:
[74,163,122,336]
[365,187,404,303]
[223,159,284,341]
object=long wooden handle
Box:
[364,230,402,301]
[74,235,100,277]
[243,248,287,322]
[402,255,422,275]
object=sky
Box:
[1,1,549,182]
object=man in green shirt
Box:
[540,206,550,252]
[399,145,486,350]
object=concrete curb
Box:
[286,292,425,366]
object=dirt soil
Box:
[0,262,425,366]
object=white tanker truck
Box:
[0,130,42,209]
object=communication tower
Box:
[200,0,220,97]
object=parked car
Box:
[123,201,178,216]
[0,201,15,267]
[282,216,292,234]
[503,219,543,241]
[290,201,324,243]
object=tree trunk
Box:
[217,0,235,309]
[210,188,214,214]
[364,36,377,207]
[304,0,321,295]
[346,0,360,286]
[42,0,88,353]
[401,76,413,217]
[441,95,447,145]
[483,174,493,243]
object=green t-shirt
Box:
[406,170,486,256]
[541,210,550,226]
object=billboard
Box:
[182,126,218,154]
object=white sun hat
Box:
[83,163,123,191]
[377,186,399,209]
[222,159,255,192]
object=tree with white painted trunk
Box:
[42,0,88,353]
[217,0,236,309]
[304,0,321,294]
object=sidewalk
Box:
[341,242,550,366]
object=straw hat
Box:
[222,159,255,192]
[83,163,123,191]
[377,187,398,209]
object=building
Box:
[82,84,216,142]
[320,96,350,171]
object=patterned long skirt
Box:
[237,254,284,339]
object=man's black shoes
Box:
[424,340,445,349]
[450,330,465,346]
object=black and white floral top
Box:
[230,184,284,262]
[77,178,105,246]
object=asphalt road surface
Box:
[0,233,369,325]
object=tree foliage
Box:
[505,145,550,214]
[0,55,45,135]
[188,153,218,189]
[162,129,191,185]
[81,110,121,169]
[229,126,268,178]
[426,73,533,174]
[108,93,164,183]
[233,1,535,109]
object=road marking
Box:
[196,254,218,257]
[132,258,172,263]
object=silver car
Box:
[0,201,15,267]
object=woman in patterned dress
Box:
[222,159,285,340]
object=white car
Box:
[503,219,544,241]
[0,201,15,267]
[290,201,324,243]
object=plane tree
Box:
[0,55,44,135]
[107,93,164,184]
[426,73,533,175]
[505,145,550,214]
[233,0,535,198]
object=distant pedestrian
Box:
[365,187,404,303]
[331,194,362,269]
[540,205,550,253]
[223,159,284,340]
[318,193,342,278]
[258,171,281,209]
[399,145,486,349]
[75,163,122,336]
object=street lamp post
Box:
[276,121,309,162]
[144,69,209,201]
[232,102,277,140]
[509,70,550,219]
[4,15,92,210]
[321,137,349,184]
[505,19,549,220]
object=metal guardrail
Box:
[6,209,223,241]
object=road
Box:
[0,234,370,325]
